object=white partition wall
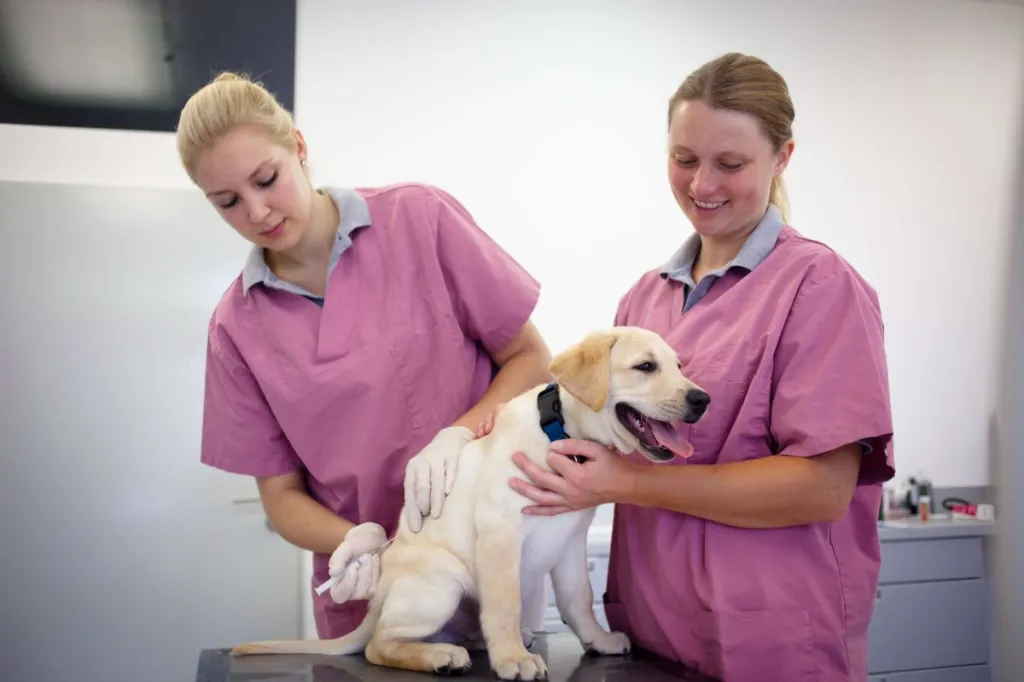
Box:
[0,180,302,682]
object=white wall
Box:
[293,0,1024,490]
[2,0,1022,640]
[0,125,191,188]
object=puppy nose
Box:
[685,389,710,412]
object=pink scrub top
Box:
[199,183,540,639]
[606,204,895,682]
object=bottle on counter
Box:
[918,493,931,522]
[917,478,933,521]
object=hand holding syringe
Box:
[315,537,394,597]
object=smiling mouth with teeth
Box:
[692,198,727,210]
[614,403,694,463]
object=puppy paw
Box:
[584,630,631,657]
[428,644,472,675]
[491,651,548,680]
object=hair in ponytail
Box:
[176,71,296,181]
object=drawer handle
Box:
[587,560,595,572]
[876,589,882,601]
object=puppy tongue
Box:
[650,420,694,459]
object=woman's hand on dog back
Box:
[403,426,477,532]
[474,402,507,438]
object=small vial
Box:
[918,494,930,522]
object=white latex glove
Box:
[403,426,475,532]
[327,522,387,604]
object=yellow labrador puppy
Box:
[231,326,709,680]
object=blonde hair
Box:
[668,53,795,223]
[176,71,297,180]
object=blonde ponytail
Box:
[769,176,790,224]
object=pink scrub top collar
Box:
[659,203,784,312]
[240,186,372,300]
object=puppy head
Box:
[548,326,709,462]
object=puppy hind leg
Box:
[550,539,630,657]
[365,573,472,675]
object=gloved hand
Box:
[403,426,476,532]
[327,522,387,604]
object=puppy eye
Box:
[633,361,657,373]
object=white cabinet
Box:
[543,523,993,682]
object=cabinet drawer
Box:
[867,579,988,673]
[544,556,609,606]
[879,538,984,584]
[868,664,990,682]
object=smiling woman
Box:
[174,71,554,642]
[505,53,895,682]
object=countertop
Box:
[876,515,994,541]
[195,631,721,682]
[584,516,994,554]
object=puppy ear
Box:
[549,331,617,411]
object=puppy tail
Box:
[229,599,381,657]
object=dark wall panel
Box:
[0,0,297,132]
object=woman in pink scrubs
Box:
[508,53,895,682]
[175,73,553,640]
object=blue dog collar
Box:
[537,383,585,463]
[537,382,568,441]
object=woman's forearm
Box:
[258,474,354,555]
[452,323,552,432]
[454,351,550,430]
[618,444,862,529]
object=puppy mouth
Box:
[615,403,694,463]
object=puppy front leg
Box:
[550,536,630,657]
[476,521,548,680]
